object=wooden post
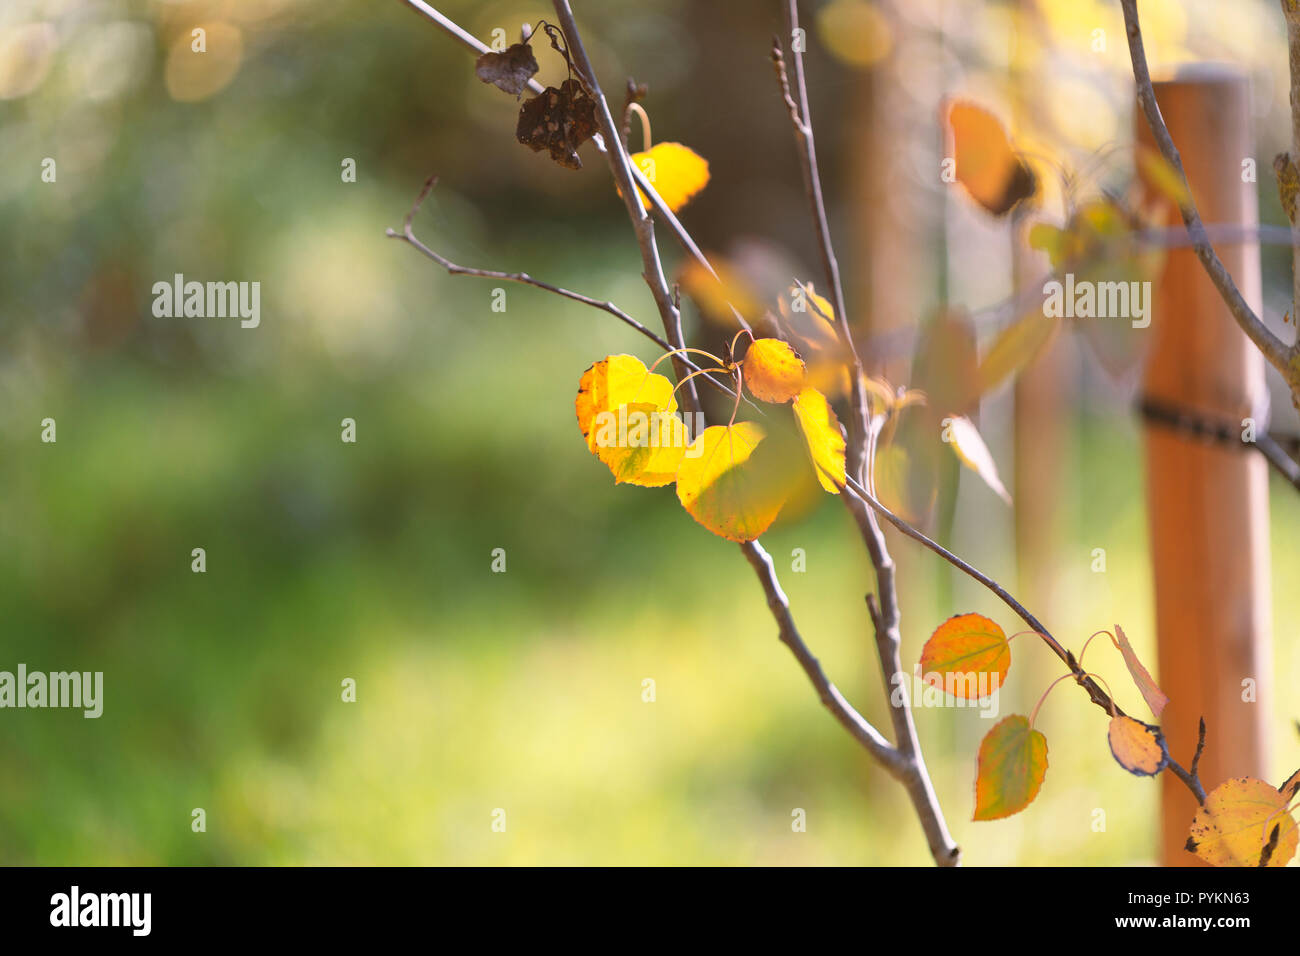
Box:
[1136,67,1272,866]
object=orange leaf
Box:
[1186,777,1298,867]
[742,338,806,404]
[1107,715,1168,777]
[1113,624,1168,719]
[675,423,788,542]
[946,100,1036,217]
[919,613,1009,700]
[973,715,1048,821]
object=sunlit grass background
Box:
[0,0,1297,865]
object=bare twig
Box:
[774,1,958,868]
[1166,718,1208,804]
[1119,0,1297,390]
[395,0,727,296]
[385,175,751,405]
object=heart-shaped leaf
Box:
[973,715,1048,820]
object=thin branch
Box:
[775,0,958,868]
[385,175,749,405]
[1166,718,1208,804]
[1119,0,1296,385]
[771,24,871,478]
[395,0,730,298]
[843,475,1119,714]
[741,541,903,773]
[549,0,701,422]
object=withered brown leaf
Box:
[516,79,597,171]
[475,42,539,97]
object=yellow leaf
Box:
[777,282,850,399]
[946,415,1011,504]
[742,338,806,404]
[919,613,1009,700]
[631,142,710,213]
[1113,624,1168,719]
[1026,221,1068,270]
[1107,715,1168,777]
[1186,777,1298,867]
[973,715,1048,821]
[678,256,762,328]
[946,100,1036,217]
[591,402,688,487]
[576,355,684,487]
[791,387,846,493]
[676,422,787,542]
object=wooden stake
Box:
[1136,66,1272,866]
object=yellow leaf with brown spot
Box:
[1186,777,1298,867]
[742,338,806,404]
[675,423,787,542]
[919,613,1009,700]
[1107,715,1168,777]
[973,715,1048,820]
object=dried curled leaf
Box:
[1185,777,1298,867]
[946,100,1036,217]
[742,338,806,404]
[1107,715,1168,777]
[676,422,787,542]
[790,387,846,493]
[576,355,684,487]
[1113,624,1168,719]
[475,42,539,96]
[517,79,597,170]
[973,715,1048,821]
[631,142,710,212]
[919,613,1009,700]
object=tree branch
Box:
[395,0,731,302]
[385,174,747,405]
[1119,0,1297,391]
[740,541,903,772]
[774,1,959,867]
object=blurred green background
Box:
[0,0,1296,865]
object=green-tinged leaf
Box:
[974,715,1048,820]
